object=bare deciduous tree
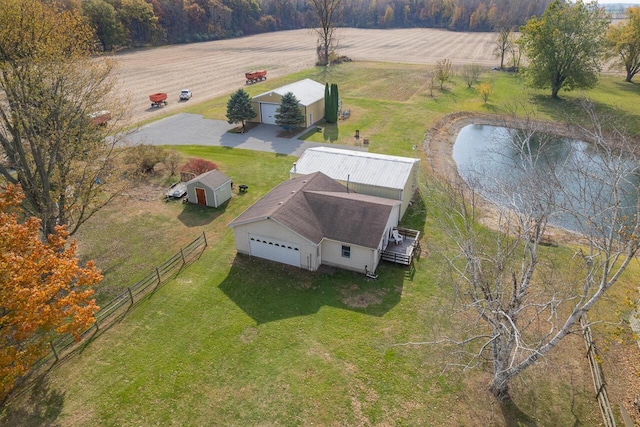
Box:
[460,64,484,88]
[308,0,342,66]
[494,27,513,70]
[425,69,437,98]
[421,105,639,403]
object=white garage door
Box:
[249,234,300,267]
[260,103,279,125]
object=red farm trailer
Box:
[245,70,267,84]
[149,92,168,108]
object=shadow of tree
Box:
[499,399,538,427]
[1,376,64,427]
[532,94,640,133]
[219,255,405,324]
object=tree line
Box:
[73,0,554,50]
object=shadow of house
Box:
[219,255,404,324]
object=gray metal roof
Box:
[290,147,420,190]
[254,78,325,106]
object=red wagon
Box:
[149,92,168,108]
[245,70,267,84]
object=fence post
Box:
[95,317,100,332]
[202,231,207,247]
[180,248,186,266]
[156,267,161,286]
[128,287,134,306]
[50,342,59,362]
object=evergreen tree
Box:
[324,83,340,123]
[275,92,305,132]
[331,83,339,122]
[324,83,332,123]
[226,89,257,132]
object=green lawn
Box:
[3,62,640,425]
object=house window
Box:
[342,245,351,258]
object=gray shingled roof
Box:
[228,172,400,248]
[187,169,232,189]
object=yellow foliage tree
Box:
[0,185,101,400]
[477,82,492,103]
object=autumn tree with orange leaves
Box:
[0,184,101,400]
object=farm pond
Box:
[453,124,640,233]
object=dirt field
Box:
[113,28,497,124]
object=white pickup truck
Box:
[179,89,192,100]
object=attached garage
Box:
[228,172,401,274]
[249,234,300,267]
[250,78,325,128]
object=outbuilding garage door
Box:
[249,234,300,267]
[260,103,278,125]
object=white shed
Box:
[186,170,233,208]
[290,147,420,217]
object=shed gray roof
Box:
[228,172,400,248]
[254,78,325,106]
[290,147,420,191]
[187,169,232,189]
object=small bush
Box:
[180,158,217,176]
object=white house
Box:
[290,147,420,217]
[250,78,325,128]
[228,172,402,274]
[186,169,233,207]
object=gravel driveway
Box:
[127,113,364,157]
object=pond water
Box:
[453,124,640,233]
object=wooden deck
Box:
[381,228,420,266]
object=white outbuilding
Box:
[250,78,325,127]
[186,169,233,208]
[289,147,420,218]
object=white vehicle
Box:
[179,89,192,100]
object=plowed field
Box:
[114,28,497,123]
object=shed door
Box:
[260,103,279,125]
[195,188,206,205]
[249,234,300,267]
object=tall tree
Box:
[0,0,127,238]
[226,89,257,132]
[427,106,640,402]
[275,92,305,132]
[308,0,342,65]
[606,6,640,83]
[494,27,513,70]
[518,0,609,98]
[0,184,101,400]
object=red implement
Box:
[245,70,267,84]
[149,92,168,107]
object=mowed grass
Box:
[3,61,640,425]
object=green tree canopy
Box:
[275,92,305,132]
[606,6,640,83]
[82,0,127,51]
[518,0,609,98]
[226,89,257,131]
